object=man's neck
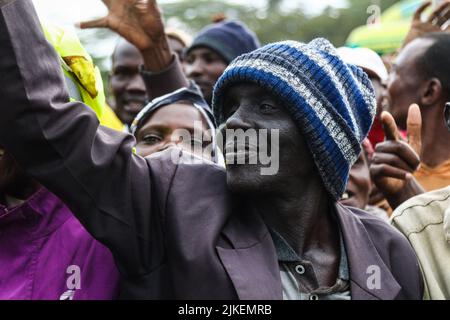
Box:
[421,104,450,167]
[252,176,339,259]
[251,175,341,287]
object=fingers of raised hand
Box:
[428,1,450,25]
[371,152,417,173]
[374,140,421,170]
[414,1,432,21]
[77,17,108,29]
[435,4,450,27]
[406,104,422,157]
[370,163,409,181]
[380,111,399,141]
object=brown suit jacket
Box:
[0,0,423,299]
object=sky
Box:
[33,0,108,27]
[32,0,348,27]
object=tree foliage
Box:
[161,0,400,45]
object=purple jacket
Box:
[0,188,119,300]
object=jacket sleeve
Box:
[0,0,165,277]
[140,55,189,101]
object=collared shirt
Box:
[270,229,351,300]
[391,186,450,300]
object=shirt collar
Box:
[269,226,349,281]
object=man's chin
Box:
[120,112,138,127]
[226,165,265,195]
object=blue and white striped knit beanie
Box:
[212,38,376,200]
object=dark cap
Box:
[131,81,216,136]
[186,20,260,64]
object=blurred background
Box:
[32,0,426,95]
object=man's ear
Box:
[420,77,442,106]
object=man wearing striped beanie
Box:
[213,38,377,200]
[211,38,423,299]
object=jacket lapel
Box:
[335,203,402,300]
[217,203,282,300]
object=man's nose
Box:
[186,59,205,78]
[225,108,252,130]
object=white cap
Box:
[337,47,388,83]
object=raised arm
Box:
[0,0,168,276]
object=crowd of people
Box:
[0,0,449,300]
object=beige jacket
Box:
[391,186,450,300]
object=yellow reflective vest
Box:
[43,23,123,131]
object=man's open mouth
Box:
[224,142,259,163]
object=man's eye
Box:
[142,134,162,145]
[185,56,195,64]
[113,72,124,78]
[113,69,134,78]
[113,73,130,81]
[204,56,215,64]
[260,103,276,114]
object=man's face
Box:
[184,47,228,104]
[135,103,212,159]
[339,152,371,209]
[387,39,433,129]
[220,83,317,195]
[111,41,148,126]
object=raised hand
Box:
[403,1,450,47]
[78,0,171,71]
[79,0,164,50]
[370,104,425,208]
